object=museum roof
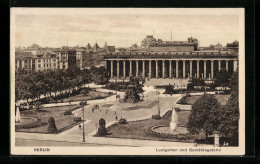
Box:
[103,51,238,59]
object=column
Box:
[183,60,186,78]
[204,60,207,79]
[142,60,145,79]
[218,60,221,71]
[149,60,152,79]
[226,60,229,71]
[156,60,158,79]
[169,60,172,79]
[211,60,214,79]
[197,60,200,78]
[123,60,126,78]
[136,60,139,77]
[117,60,120,78]
[176,60,179,78]
[129,60,132,75]
[22,60,25,69]
[30,59,33,71]
[110,60,113,78]
[105,60,107,69]
[189,60,193,78]
[162,60,165,78]
[17,60,20,69]
[233,60,238,72]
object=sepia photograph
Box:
[10,8,245,155]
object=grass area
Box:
[105,110,203,143]
[180,94,230,106]
[16,105,82,133]
[59,91,110,103]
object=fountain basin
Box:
[151,125,189,135]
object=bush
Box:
[118,118,127,124]
[64,110,72,115]
[152,115,162,120]
[74,117,82,122]
[96,118,107,136]
[47,117,58,133]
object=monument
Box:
[15,106,21,123]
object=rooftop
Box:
[104,51,238,59]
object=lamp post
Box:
[180,78,183,95]
[156,90,160,116]
[82,106,85,142]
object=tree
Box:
[229,70,238,92]
[218,90,239,144]
[47,117,58,133]
[187,94,221,143]
[34,101,42,111]
[81,68,91,88]
[215,69,231,89]
[97,118,107,136]
[90,66,110,85]
[187,77,205,90]
[81,89,89,102]
[164,84,177,94]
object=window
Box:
[53,59,56,62]
[54,63,56,67]
[38,60,41,63]
[44,64,45,67]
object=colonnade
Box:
[106,59,238,79]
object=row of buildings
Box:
[15,42,116,74]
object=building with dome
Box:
[103,36,238,80]
[141,35,198,51]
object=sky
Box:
[13,8,241,48]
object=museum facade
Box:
[103,36,238,80]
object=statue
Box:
[170,108,177,132]
[15,106,21,123]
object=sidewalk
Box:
[15,132,195,147]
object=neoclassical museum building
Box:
[104,36,238,80]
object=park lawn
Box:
[16,105,82,133]
[184,94,230,105]
[105,110,202,143]
[61,91,110,102]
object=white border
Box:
[10,8,245,155]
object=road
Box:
[15,138,133,147]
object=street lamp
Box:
[82,106,85,142]
[156,90,160,116]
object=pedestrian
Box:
[79,124,81,129]
[92,107,94,113]
[115,116,118,121]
